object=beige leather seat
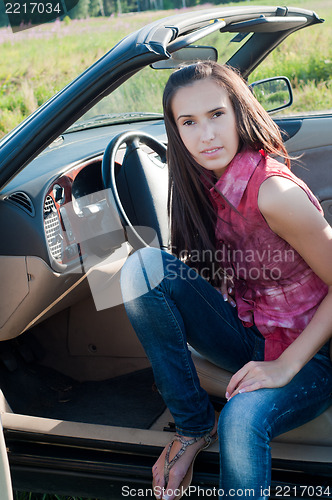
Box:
[190,346,332,445]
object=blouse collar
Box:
[201,147,264,208]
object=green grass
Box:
[0,10,167,136]
[0,0,331,137]
[248,0,332,114]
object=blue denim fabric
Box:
[120,247,332,499]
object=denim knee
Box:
[218,393,271,491]
[218,392,271,457]
[120,247,167,303]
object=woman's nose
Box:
[201,122,215,142]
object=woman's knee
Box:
[218,392,270,448]
[120,247,169,302]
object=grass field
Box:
[249,0,332,113]
[0,0,331,138]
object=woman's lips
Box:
[201,146,223,156]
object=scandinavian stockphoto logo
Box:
[2,0,80,32]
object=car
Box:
[0,4,331,499]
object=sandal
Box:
[155,430,218,500]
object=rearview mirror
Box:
[249,76,293,113]
[151,45,218,69]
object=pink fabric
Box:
[203,147,328,360]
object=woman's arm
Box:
[226,176,332,399]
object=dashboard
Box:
[0,119,166,341]
[0,119,167,268]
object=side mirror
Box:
[151,45,218,70]
[249,76,293,113]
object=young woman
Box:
[120,62,332,500]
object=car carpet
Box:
[0,362,166,429]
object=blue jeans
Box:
[120,247,332,499]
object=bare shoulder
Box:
[258,175,311,214]
[257,175,325,233]
[258,175,332,285]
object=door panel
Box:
[284,116,332,151]
[277,115,332,226]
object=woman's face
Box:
[171,78,240,179]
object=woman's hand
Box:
[225,358,298,400]
[220,278,236,308]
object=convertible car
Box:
[0,4,331,499]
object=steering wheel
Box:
[102,130,169,250]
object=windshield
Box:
[70,30,252,130]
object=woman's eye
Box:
[183,120,194,126]
[212,111,223,118]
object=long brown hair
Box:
[163,61,291,286]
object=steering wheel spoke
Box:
[102,131,169,250]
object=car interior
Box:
[0,6,331,492]
[1,112,331,465]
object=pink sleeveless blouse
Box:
[204,147,328,361]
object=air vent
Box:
[44,195,62,262]
[6,191,35,216]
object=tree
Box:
[69,0,90,18]
[0,2,9,27]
